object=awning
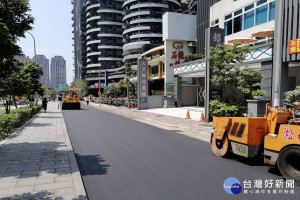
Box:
[228,37,258,44]
[251,29,274,38]
[148,55,165,66]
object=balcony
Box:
[97,9,123,14]
[130,3,168,10]
[130,33,162,39]
[130,18,162,25]
[97,33,123,38]
[86,3,100,12]
[123,26,150,35]
[123,11,150,21]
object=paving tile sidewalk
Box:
[0,102,87,200]
[89,103,213,143]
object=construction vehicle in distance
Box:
[61,87,81,110]
[211,103,300,184]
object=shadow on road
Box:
[75,154,110,176]
[222,152,283,177]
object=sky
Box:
[18,0,74,84]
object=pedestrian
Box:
[29,96,34,107]
[86,96,90,105]
[42,97,48,113]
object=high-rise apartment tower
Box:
[50,56,66,89]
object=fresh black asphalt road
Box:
[63,104,300,200]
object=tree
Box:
[42,86,57,97]
[48,88,58,96]
[22,61,44,96]
[0,0,34,77]
[208,44,261,100]
[71,79,87,93]
[0,61,43,113]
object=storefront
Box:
[272,0,300,106]
[173,59,206,107]
[141,46,165,96]
[162,12,197,107]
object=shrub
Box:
[251,90,265,97]
[183,54,205,63]
[284,86,300,104]
[0,105,42,137]
[210,99,246,117]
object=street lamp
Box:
[27,32,48,103]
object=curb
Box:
[60,109,88,200]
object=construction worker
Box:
[86,96,90,105]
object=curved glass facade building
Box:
[188,0,197,14]
[84,0,125,93]
[122,0,181,77]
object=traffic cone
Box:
[186,110,191,119]
[200,111,204,122]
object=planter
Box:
[253,96,263,100]
[247,99,271,117]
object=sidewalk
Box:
[0,102,87,200]
[89,103,213,143]
[143,106,205,121]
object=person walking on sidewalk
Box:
[86,96,90,105]
[42,97,48,112]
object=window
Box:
[151,65,158,76]
[224,20,232,36]
[225,14,232,20]
[234,15,242,33]
[269,1,276,21]
[256,4,268,25]
[223,1,275,35]
[245,4,254,11]
[234,9,242,16]
[244,10,254,29]
[257,0,267,6]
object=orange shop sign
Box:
[288,38,300,54]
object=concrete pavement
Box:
[89,102,213,143]
[0,102,87,200]
[143,106,205,121]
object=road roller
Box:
[211,103,300,184]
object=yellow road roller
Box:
[61,87,81,110]
[211,103,300,184]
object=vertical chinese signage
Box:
[205,27,224,122]
[137,59,148,110]
[288,38,300,54]
[210,28,224,47]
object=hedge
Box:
[210,99,247,117]
[0,105,42,137]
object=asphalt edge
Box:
[60,109,88,200]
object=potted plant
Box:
[252,90,265,100]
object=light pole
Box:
[27,32,48,104]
